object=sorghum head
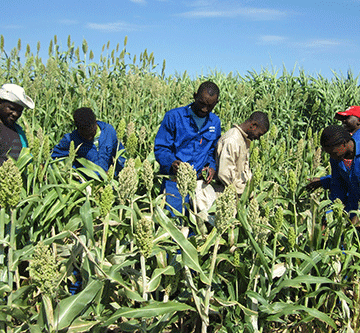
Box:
[215,184,237,235]
[135,217,153,258]
[0,158,23,209]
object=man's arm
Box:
[217,137,248,194]
[306,175,331,192]
[203,118,221,183]
[329,159,348,208]
[154,112,178,174]
[51,134,71,159]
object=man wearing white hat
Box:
[0,83,34,164]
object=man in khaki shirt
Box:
[216,111,269,195]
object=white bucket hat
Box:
[0,83,34,109]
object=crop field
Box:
[1,35,360,332]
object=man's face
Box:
[78,123,98,141]
[323,143,348,161]
[0,100,24,127]
[247,123,267,141]
[192,90,218,118]
[342,115,360,134]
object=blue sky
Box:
[2,0,360,79]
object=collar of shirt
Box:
[93,125,102,148]
[233,124,251,144]
[188,106,207,130]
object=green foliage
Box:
[0,35,359,332]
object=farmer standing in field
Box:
[216,111,269,196]
[307,106,360,193]
[154,81,221,216]
[52,107,125,175]
[0,83,34,165]
[317,124,360,225]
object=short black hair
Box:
[248,111,270,131]
[197,81,220,98]
[320,125,352,148]
[73,107,96,129]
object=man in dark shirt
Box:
[52,107,125,175]
[0,83,34,164]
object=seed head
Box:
[126,132,138,158]
[288,169,297,193]
[295,138,305,162]
[67,35,71,48]
[0,159,23,209]
[107,164,115,181]
[139,126,147,146]
[142,159,153,193]
[66,141,76,170]
[176,162,197,199]
[31,137,41,164]
[0,35,4,53]
[273,206,284,233]
[269,124,278,141]
[253,167,262,187]
[99,184,114,217]
[272,182,279,198]
[135,217,153,258]
[126,121,135,138]
[264,205,270,219]
[215,184,237,235]
[42,135,51,161]
[82,38,88,54]
[307,127,313,140]
[250,146,260,168]
[247,197,260,226]
[29,242,60,296]
[312,147,322,170]
[260,136,268,152]
[117,158,138,204]
[233,248,241,267]
[288,226,296,249]
[280,141,286,155]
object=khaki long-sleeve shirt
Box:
[216,125,252,195]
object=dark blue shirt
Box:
[320,129,360,210]
[322,138,360,215]
[52,121,125,175]
[154,104,221,175]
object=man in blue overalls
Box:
[154,81,221,216]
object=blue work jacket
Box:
[154,104,221,175]
[323,138,360,214]
[52,121,125,175]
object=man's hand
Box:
[171,160,182,174]
[305,178,323,192]
[351,215,360,226]
[202,166,215,184]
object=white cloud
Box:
[189,0,217,7]
[296,39,342,48]
[179,6,287,20]
[87,21,142,32]
[3,25,22,29]
[59,19,78,25]
[130,0,146,3]
[259,35,287,44]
